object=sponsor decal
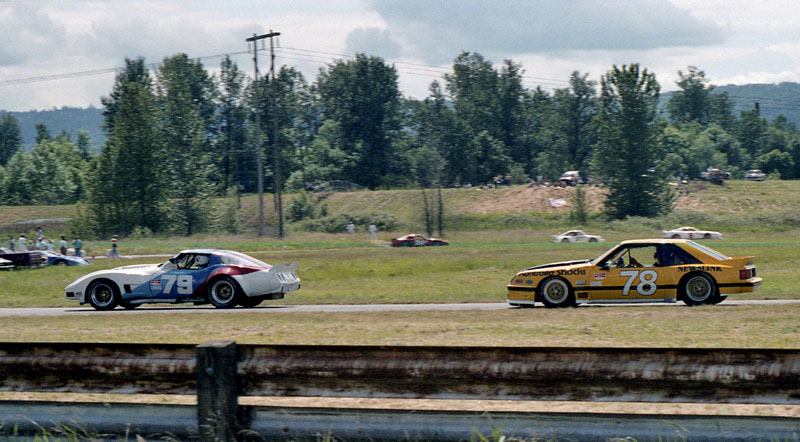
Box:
[150,279,163,291]
[590,281,603,286]
[575,280,586,285]
[679,266,722,272]
[577,292,588,298]
[594,272,606,280]
[522,269,586,277]
[525,279,533,284]
[514,279,523,284]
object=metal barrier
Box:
[1,341,799,441]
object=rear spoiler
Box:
[268,263,298,274]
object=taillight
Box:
[740,269,755,279]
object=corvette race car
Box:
[552,230,604,243]
[66,249,300,310]
[508,239,761,308]
[42,251,91,266]
[662,226,723,240]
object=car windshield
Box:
[686,241,730,260]
[219,251,270,268]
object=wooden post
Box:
[196,340,239,441]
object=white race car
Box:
[662,226,723,240]
[65,249,300,310]
[552,230,605,243]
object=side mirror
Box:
[599,264,609,271]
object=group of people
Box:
[7,226,84,256]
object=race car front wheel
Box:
[539,277,575,308]
[208,277,240,308]
[681,273,716,306]
[87,279,120,311]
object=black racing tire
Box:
[208,277,240,309]
[239,296,264,308]
[120,301,139,310]
[561,238,569,243]
[671,234,681,239]
[704,233,712,239]
[538,277,575,308]
[87,279,120,311]
[589,238,598,243]
[681,273,717,306]
[710,293,728,305]
[55,260,68,266]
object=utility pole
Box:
[246,31,281,237]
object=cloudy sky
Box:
[1,0,799,112]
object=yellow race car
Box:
[508,239,762,308]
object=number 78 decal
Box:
[619,270,658,296]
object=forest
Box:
[0,52,799,237]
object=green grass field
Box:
[2,230,798,308]
[1,182,799,352]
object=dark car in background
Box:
[391,234,449,247]
[0,247,48,269]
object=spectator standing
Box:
[368,224,377,241]
[47,239,55,251]
[35,226,43,242]
[8,236,15,252]
[110,235,120,257]
[17,234,27,252]
[72,237,83,257]
[346,222,355,238]
[59,236,68,255]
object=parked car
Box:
[662,226,723,240]
[65,249,300,310]
[559,170,582,186]
[744,169,766,181]
[0,257,13,271]
[0,247,47,269]
[507,239,761,308]
[391,234,449,247]
[42,251,91,266]
[552,230,604,243]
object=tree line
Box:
[1,52,799,236]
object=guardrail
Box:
[1,341,799,441]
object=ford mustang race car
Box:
[508,239,761,308]
[65,249,300,310]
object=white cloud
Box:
[714,71,800,87]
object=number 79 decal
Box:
[161,274,194,295]
[619,270,658,296]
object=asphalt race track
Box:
[1,299,798,317]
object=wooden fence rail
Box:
[1,341,799,441]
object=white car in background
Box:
[662,226,723,240]
[552,230,604,243]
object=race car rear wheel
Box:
[87,279,120,311]
[208,277,240,308]
[561,238,569,243]
[539,277,575,308]
[240,296,264,308]
[589,238,598,243]
[671,234,680,239]
[681,273,716,306]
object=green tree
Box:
[89,63,164,236]
[316,54,402,188]
[552,71,597,172]
[156,54,216,235]
[76,130,93,162]
[35,123,51,144]
[594,64,672,218]
[0,113,23,166]
[215,56,249,193]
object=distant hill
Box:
[2,107,105,150]
[660,82,800,127]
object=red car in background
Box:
[391,234,449,247]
